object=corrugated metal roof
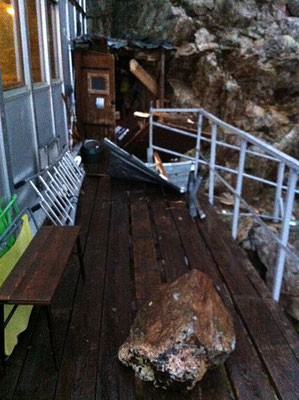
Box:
[73,34,174,50]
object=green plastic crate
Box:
[0,195,20,258]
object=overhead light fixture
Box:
[7,6,14,16]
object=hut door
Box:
[75,51,115,141]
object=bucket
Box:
[81,139,101,163]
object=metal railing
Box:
[29,151,85,226]
[148,106,299,302]
[16,150,85,227]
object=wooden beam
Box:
[133,111,150,119]
[159,50,165,108]
[129,59,159,97]
[153,152,169,180]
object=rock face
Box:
[87,0,298,159]
[242,225,299,320]
[118,269,236,390]
[288,0,299,16]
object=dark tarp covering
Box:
[73,34,174,50]
[104,138,192,193]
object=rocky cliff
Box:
[88,0,298,156]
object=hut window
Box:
[46,0,59,80]
[88,73,110,94]
[27,0,44,83]
[0,0,24,90]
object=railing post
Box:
[147,104,154,163]
[232,139,247,240]
[273,162,285,223]
[209,123,217,204]
[272,168,297,302]
[194,113,203,179]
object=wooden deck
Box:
[0,171,298,400]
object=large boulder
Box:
[118,269,236,390]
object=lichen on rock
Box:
[118,269,236,390]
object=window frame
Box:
[46,0,62,81]
[87,72,110,95]
[0,0,25,91]
[26,0,46,84]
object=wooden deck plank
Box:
[225,312,277,400]
[1,174,298,400]
[55,179,111,400]
[166,199,234,400]
[0,308,40,399]
[130,196,201,400]
[0,177,99,400]
[199,365,235,400]
[149,196,189,282]
[195,197,299,400]
[76,176,101,251]
[168,201,209,271]
[167,197,278,400]
[11,309,58,400]
[147,193,204,399]
[263,297,299,360]
[96,185,136,400]
[196,216,258,297]
[11,255,82,400]
[235,296,299,400]
[168,200,220,279]
[131,198,162,305]
[166,199,232,302]
[200,195,299,360]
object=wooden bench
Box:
[0,225,85,369]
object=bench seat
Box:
[0,225,84,368]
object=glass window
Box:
[76,11,82,37]
[27,0,43,83]
[0,0,24,90]
[46,0,59,80]
[91,76,106,91]
[88,73,110,95]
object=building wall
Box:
[0,0,86,211]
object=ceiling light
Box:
[7,6,14,16]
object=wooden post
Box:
[129,59,159,97]
[159,49,165,108]
[153,151,169,180]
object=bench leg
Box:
[44,306,59,371]
[76,236,86,281]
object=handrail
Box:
[149,106,299,303]
[152,108,299,170]
[200,109,299,171]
